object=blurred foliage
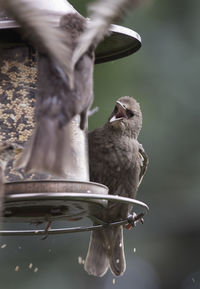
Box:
[0,0,200,289]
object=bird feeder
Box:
[0,0,148,237]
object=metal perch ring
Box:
[0,181,149,236]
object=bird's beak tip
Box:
[109,115,117,123]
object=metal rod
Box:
[0,219,137,236]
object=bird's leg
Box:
[41,221,52,240]
[125,212,144,230]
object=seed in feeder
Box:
[15,266,20,272]
[1,244,7,249]
[29,263,33,269]
[10,114,15,120]
[19,103,26,107]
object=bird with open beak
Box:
[85,96,148,277]
[0,142,23,217]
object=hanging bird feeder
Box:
[0,0,148,237]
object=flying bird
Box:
[16,13,95,176]
[85,96,148,277]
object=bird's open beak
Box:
[110,101,128,123]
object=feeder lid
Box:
[0,8,141,63]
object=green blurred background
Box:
[0,0,200,288]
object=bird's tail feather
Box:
[16,119,75,177]
[107,226,126,276]
[84,230,109,277]
[84,226,126,277]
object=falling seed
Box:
[78,256,82,264]
[112,278,116,285]
[116,259,120,264]
[15,266,20,272]
[1,244,7,249]
[48,249,52,253]
[82,259,85,265]
[133,248,136,253]
[192,278,195,283]
[34,267,38,273]
[18,246,22,250]
[119,243,122,247]
[87,190,91,193]
[107,245,110,250]
[29,263,33,269]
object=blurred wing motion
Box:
[72,0,140,68]
[0,0,73,84]
[16,13,95,176]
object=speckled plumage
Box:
[85,96,148,277]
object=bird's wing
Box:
[138,144,149,187]
[72,0,140,68]
[0,0,73,83]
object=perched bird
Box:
[17,13,95,176]
[85,96,148,277]
[0,143,23,217]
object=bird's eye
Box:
[127,110,135,118]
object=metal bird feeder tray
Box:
[0,0,148,237]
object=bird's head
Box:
[108,96,142,138]
[0,142,23,163]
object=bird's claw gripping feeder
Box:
[0,0,148,236]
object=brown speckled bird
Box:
[0,143,23,216]
[17,13,95,176]
[85,96,148,277]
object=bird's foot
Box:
[125,213,144,230]
[41,221,52,240]
[88,106,99,117]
